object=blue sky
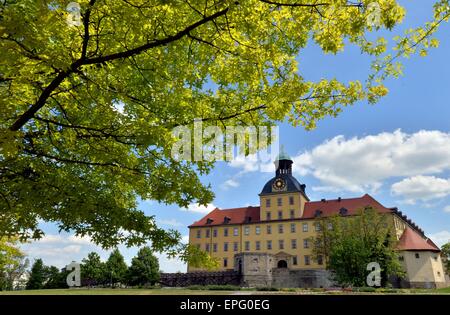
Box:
[22,0,450,272]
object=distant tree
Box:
[105,249,127,287]
[313,207,404,287]
[81,252,105,286]
[26,259,46,290]
[441,242,450,275]
[127,247,160,286]
[0,237,28,290]
[43,266,68,289]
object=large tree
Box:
[0,237,28,290]
[105,248,128,287]
[26,258,47,290]
[81,251,105,286]
[441,242,450,275]
[126,246,159,286]
[1,1,449,264]
[313,207,404,287]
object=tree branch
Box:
[9,7,229,132]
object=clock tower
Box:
[259,147,309,220]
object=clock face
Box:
[272,178,286,191]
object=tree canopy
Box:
[313,207,404,287]
[1,1,449,264]
[126,246,159,286]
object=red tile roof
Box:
[397,226,440,252]
[189,206,260,227]
[189,194,393,227]
[302,194,393,219]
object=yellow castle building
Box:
[188,151,447,288]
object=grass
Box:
[1,286,449,295]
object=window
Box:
[205,243,210,252]
[302,223,308,232]
[278,224,284,234]
[317,255,323,265]
[279,240,284,250]
[233,242,238,252]
[224,242,228,252]
[267,225,272,234]
[278,210,283,220]
[267,240,272,250]
[213,243,217,252]
[256,241,261,251]
[289,196,294,205]
[213,229,217,237]
[224,258,228,268]
[266,198,271,208]
[233,227,239,236]
[315,223,322,231]
[327,222,333,230]
[266,211,271,220]
[290,209,295,219]
[277,197,282,206]
[245,241,250,251]
[293,256,298,265]
[290,223,296,233]
[304,255,310,265]
[205,229,210,238]
[291,239,297,249]
[399,256,404,261]
[196,230,201,238]
[224,228,228,237]
[415,253,420,259]
[244,226,250,236]
[303,239,309,249]
[255,226,261,235]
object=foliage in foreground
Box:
[1,1,450,268]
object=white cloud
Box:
[221,178,240,190]
[228,153,273,174]
[181,235,189,244]
[158,218,184,227]
[391,176,450,204]
[292,129,450,192]
[182,203,216,214]
[156,253,187,273]
[429,230,450,247]
[444,205,450,213]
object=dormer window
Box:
[314,209,322,217]
[206,218,213,225]
[223,216,231,224]
[339,208,348,216]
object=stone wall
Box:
[270,268,333,288]
[160,271,241,287]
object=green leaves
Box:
[313,208,404,287]
[0,1,448,262]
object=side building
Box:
[187,151,446,288]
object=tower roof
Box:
[397,226,440,252]
[276,144,291,161]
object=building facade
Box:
[188,151,447,288]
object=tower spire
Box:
[274,145,293,176]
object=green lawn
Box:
[1,286,450,295]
